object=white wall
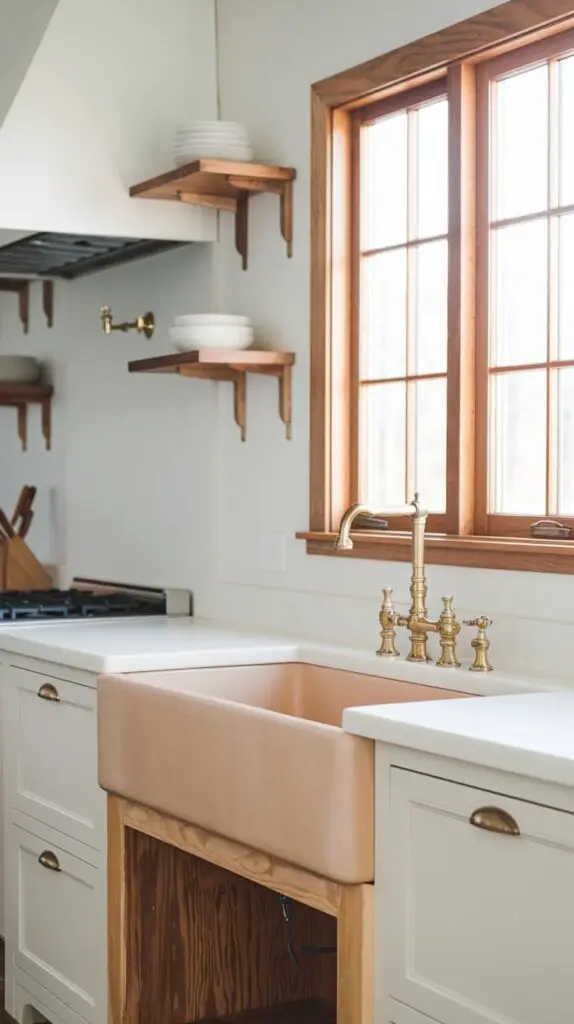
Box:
[2,0,573,682]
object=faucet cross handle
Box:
[436,596,461,668]
[463,615,493,673]
[377,587,400,658]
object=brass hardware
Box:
[38,682,60,702]
[530,519,571,539]
[100,304,155,339]
[335,495,490,666]
[463,615,493,672]
[335,495,438,663]
[436,597,461,668]
[38,850,62,871]
[378,587,400,658]
[470,806,520,836]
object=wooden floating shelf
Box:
[130,159,296,270]
[0,383,53,451]
[129,349,295,441]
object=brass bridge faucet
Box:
[334,494,492,670]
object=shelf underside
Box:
[0,383,53,404]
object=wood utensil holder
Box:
[0,534,53,591]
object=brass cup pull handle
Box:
[38,850,61,872]
[38,682,60,702]
[470,806,520,836]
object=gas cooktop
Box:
[0,580,192,623]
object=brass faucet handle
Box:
[463,615,493,673]
[436,595,461,668]
[377,587,399,658]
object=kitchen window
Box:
[302,2,574,573]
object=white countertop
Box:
[343,692,574,787]
[0,614,569,695]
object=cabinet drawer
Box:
[388,769,574,1024]
[4,666,104,848]
[8,816,106,1024]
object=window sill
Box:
[295,530,574,574]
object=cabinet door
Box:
[8,816,106,1024]
[4,667,104,851]
[388,768,574,1024]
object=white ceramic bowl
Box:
[175,127,248,139]
[170,325,254,350]
[175,146,253,166]
[0,355,41,384]
[173,314,251,326]
[175,120,248,134]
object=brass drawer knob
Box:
[38,850,61,872]
[37,682,60,702]
[470,806,520,836]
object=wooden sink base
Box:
[108,798,373,1024]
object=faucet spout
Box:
[334,495,427,551]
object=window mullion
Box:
[547,58,560,515]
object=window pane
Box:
[360,251,407,380]
[360,382,406,507]
[412,377,447,512]
[413,240,448,375]
[415,99,448,239]
[489,369,547,515]
[559,55,574,206]
[361,113,408,250]
[559,214,574,360]
[557,367,574,515]
[490,220,548,367]
[492,64,549,220]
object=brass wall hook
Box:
[100,304,155,339]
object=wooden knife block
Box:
[0,535,53,590]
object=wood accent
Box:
[0,533,53,590]
[306,0,574,573]
[446,63,477,536]
[109,799,373,1024]
[124,829,336,1024]
[297,529,574,574]
[42,280,54,328]
[107,797,126,1024]
[310,90,332,532]
[0,279,29,333]
[195,1000,335,1024]
[313,0,574,107]
[0,384,53,451]
[337,886,373,1024]
[129,350,295,442]
[130,159,296,269]
[120,801,340,917]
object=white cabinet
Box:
[8,815,106,1024]
[4,667,102,850]
[386,768,574,1024]
[2,658,106,1024]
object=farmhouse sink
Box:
[98,663,469,883]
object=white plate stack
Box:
[174,121,253,167]
[169,314,254,351]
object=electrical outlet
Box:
[259,533,287,572]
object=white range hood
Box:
[0,0,218,276]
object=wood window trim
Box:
[303,0,574,574]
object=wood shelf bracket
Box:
[43,280,54,328]
[0,384,54,451]
[248,363,293,439]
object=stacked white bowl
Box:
[174,121,253,167]
[169,314,254,351]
